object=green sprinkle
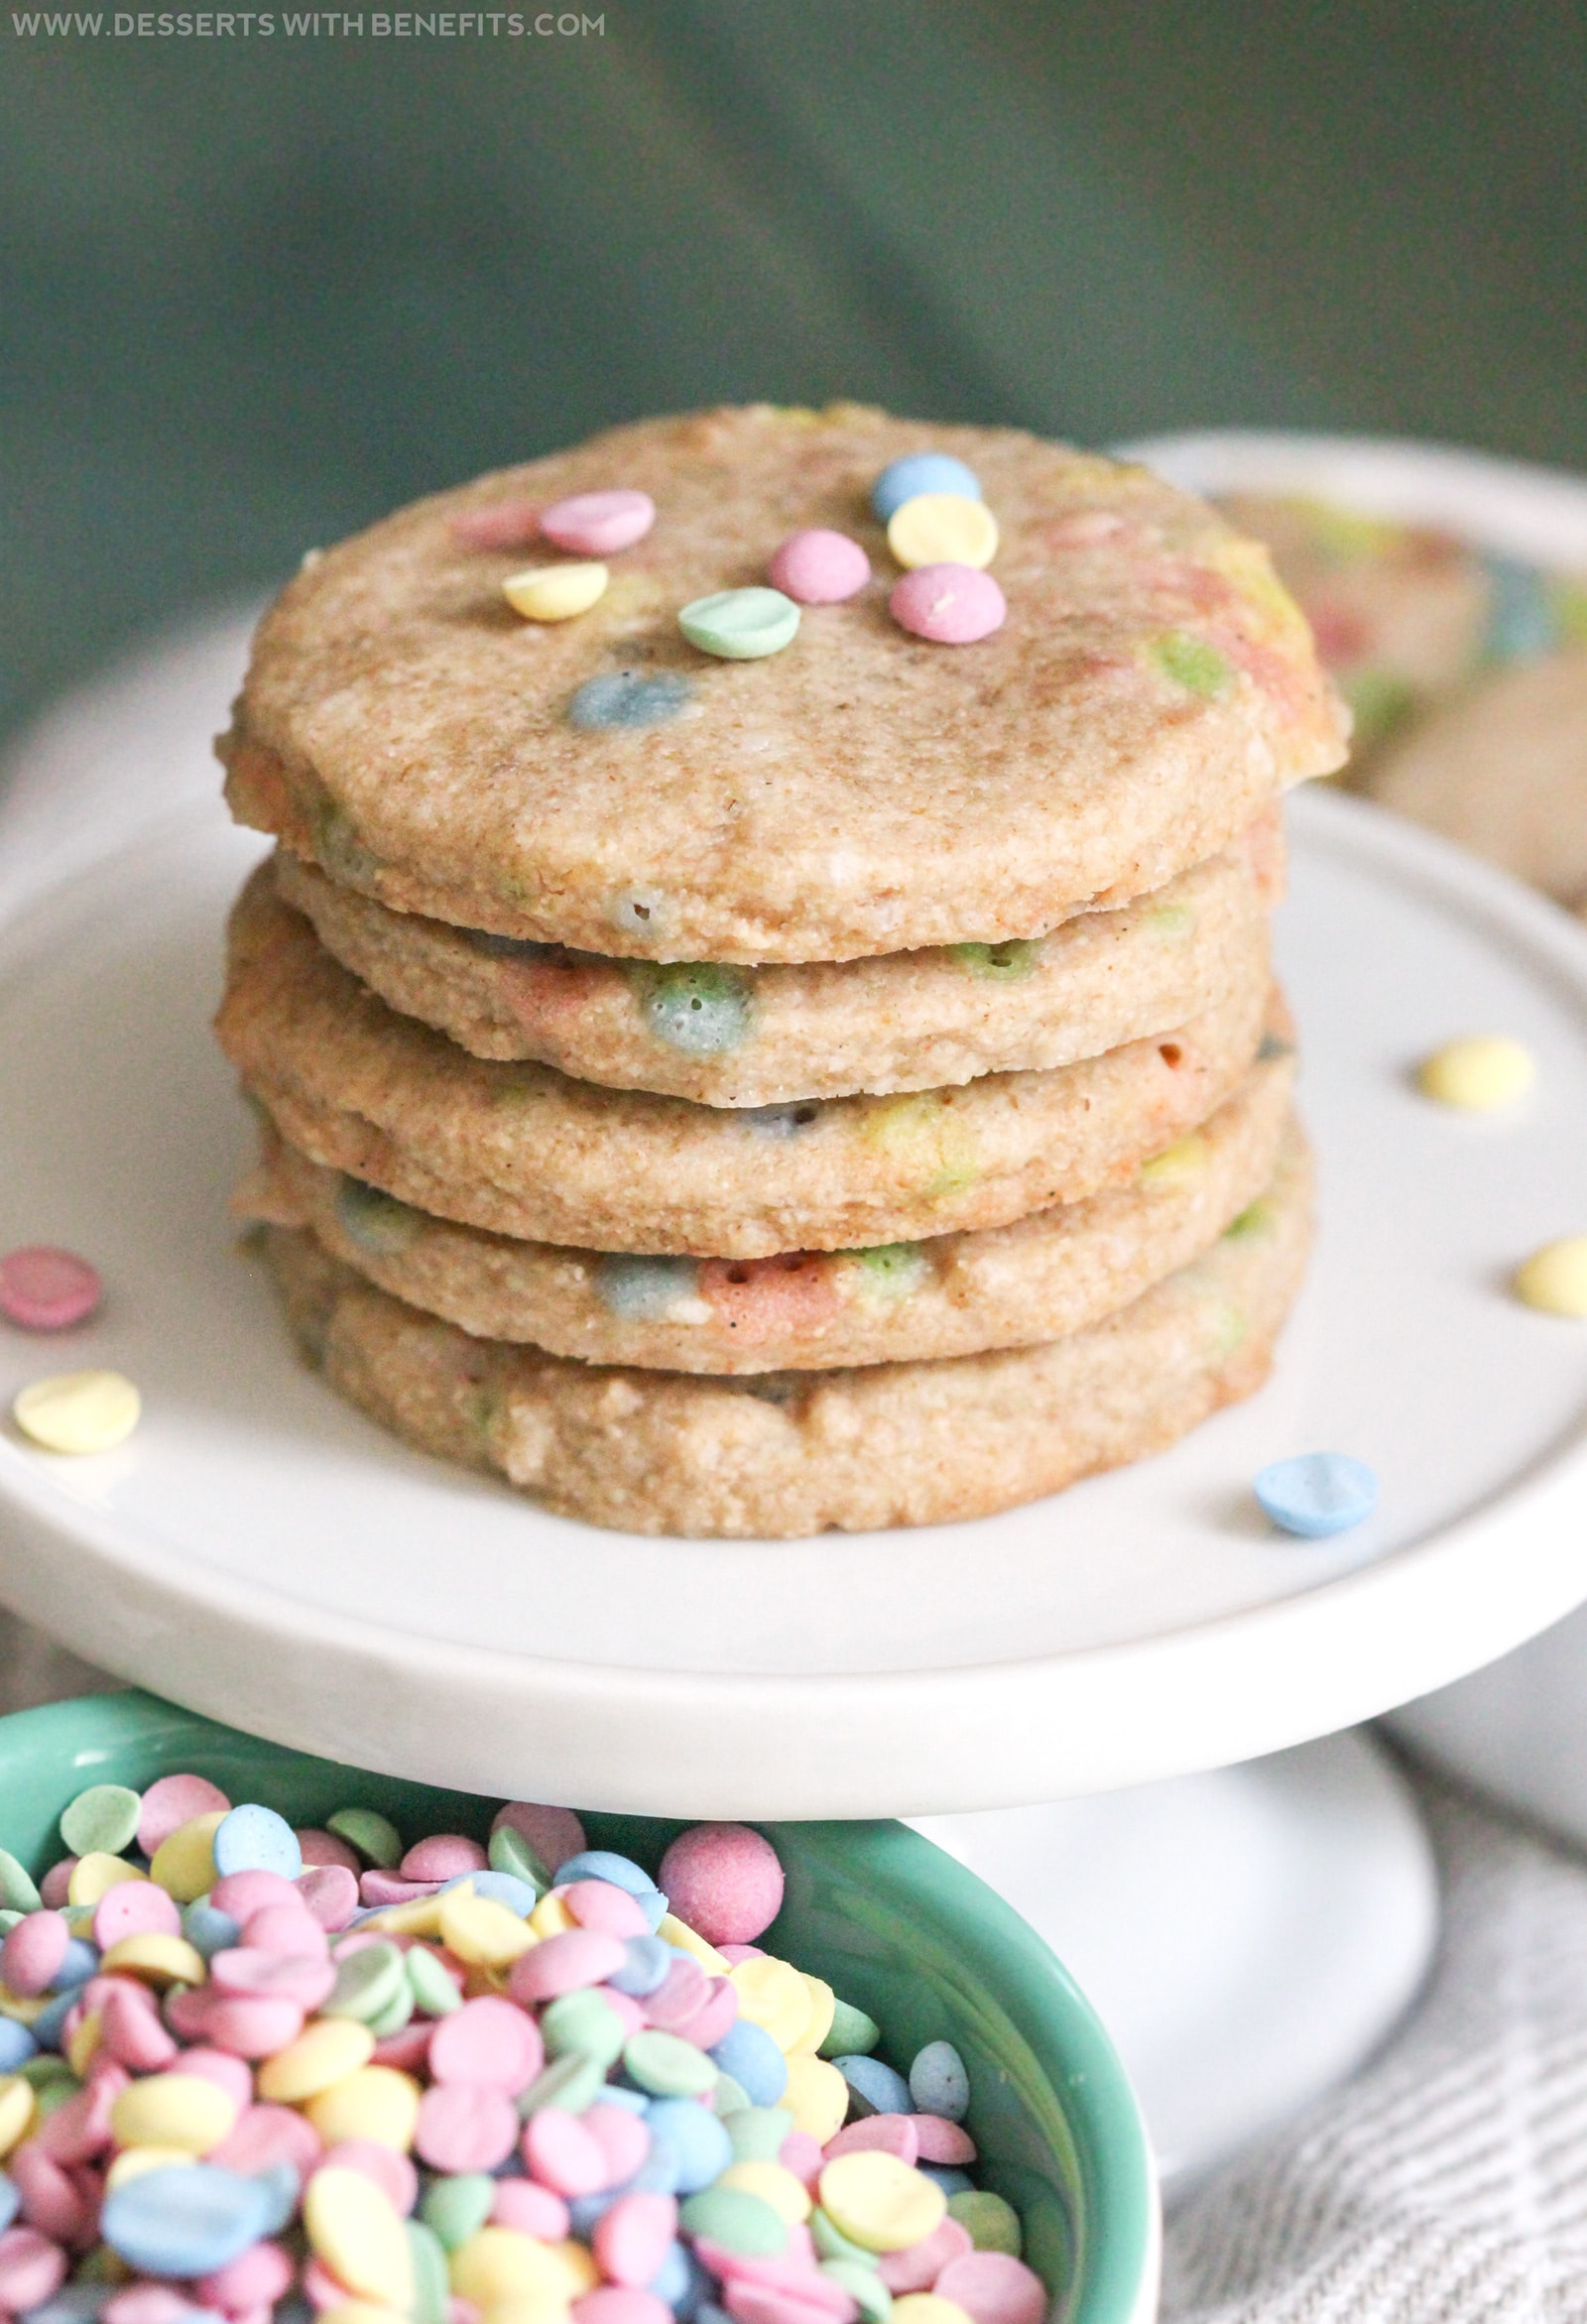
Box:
[822,2262,893,2319]
[406,2219,450,2324]
[60,1784,141,1859]
[950,938,1041,981]
[421,2173,495,2251]
[819,1999,881,2058]
[489,1825,550,1896]
[1340,669,1415,747]
[518,2053,604,2116]
[34,2077,81,2120]
[1146,905,1193,940]
[712,2072,753,2117]
[323,1940,408,2024]
[313,798,382,887]
[1256,1031,1295,1063]
[679,586,800,662]
[1155,631,1233,699]
[365,1984,415,2039]
[623,2028,718,2098]
[334,1176,423,1259]
[631,963,754,1056]
[325,1808,403,1869]
[0,1853,41,1914]
[75,2249,121,2284]
[948,2189,1023,2258]
[1223,1199,1274,1241]
[541,1989,626,2068]
[727,2107,794,2163]
[17,2057,76,2093]
[812,2207,881,2266]
[849,1245,929,1303]
[679,2186,788,2257]
[406,1945,462,2017]
[0,1912,23,1938]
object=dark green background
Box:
[4,0,1585,743]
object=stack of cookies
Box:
[214,406,1348,1536]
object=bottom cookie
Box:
[254,1126,1312,1538]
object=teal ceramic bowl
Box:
[0,1691,1159,2324]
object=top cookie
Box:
[222,404,1348,963]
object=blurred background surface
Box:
[3,0,1586,743]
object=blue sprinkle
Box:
[627,2144,684,2196]
[608,1935,672,1999]
[213,1804,303,1883]
[570,672,693,731]
[53,1938,99,1991]
[918,2163,974,2196]
[594,2083,651,2115]
[183,1903,242,1961]
[698,2306,735,2324]
[0,2021,36,2073]
[638,1887,669,1932]
[908,2039,969,2123]
[708,2020,788,2109]
[835,2053,913,2118]
[1254,1452,1378,1540]
[101,2162,275,2277]
[0,2172,17,2234]
[552,1849,655,1896]
[632,964,753,1056]
[737,1102,821,1139]
[645,2098,730,2193]
[872,453,983,523]
[595,1256,700,1323]
[1483,555,1559,664]
[670,2247,714,2324]
[31,1991,76,2050]
[567,2190,621,2235]
[252,2160,301,2238]
[438,1871,538,1915]
[649,2243,691,2307]
[26,2291,119,2324]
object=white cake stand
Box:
[0,590,1583,2186]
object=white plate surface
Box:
[1,767,1586,1815]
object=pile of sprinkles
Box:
[0,1791,1048,2324]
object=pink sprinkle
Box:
[767,530,870,606]
[723,2281,852,2324]
[92,1879,182,1952]
[414,2081,519,2174]
[37,2079,118,2165]
[7,2148,88,2250]
[1,1910,69,1997]
[372,2020,434,2073]
[210,2102,323,2180]
[718,1945,765,1966]
[593,2191,677,2288]
[196,2240,296,2311]
[174,2047,253,2108]
[691,2244,830,2298]
[449,2302,481,2324]
[210,1871,300,1924]
[583,2102,650,2189]
[510,1927,625,2005]
[825,2115,918,2166]
[428,1996,543,2095]
[209,1947,336,2011]
[656,1825,784,1947]
[563,1881,651,1940]
[240,1903,330,1960]
[597,1988,646,2036]
[910,2114,976,2165]
[39,1859,76,1909]
[105,2289,208,2324]
[877,2219,972,2295]
[933,2253,1048,2324]
[316,2140,418,2217]
[360,1870,443,1908]
[889,563,1006,645]
[642,1958,707,2031]
[302,2259,350,2312]
[166,1987,305,2059]
[673,1976,737,2052]
[491,1802,586,1872]
[573,2294,671,2324]
[522,2107,609,2198]
[136,1773,231,1858]
[491,2179,570,2240]
[451,499,542,551]
[540,490,655,557]
[0,1247,102,1332]
[400,1835,487,1883]
[778,2132,824,2192]
[296,1829,363,1876]
[296,1864,360,1932]
[97,1980,179,2071]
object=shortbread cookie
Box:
[1367,648,1587,907]
[1218,492,1490,760]
[255,1124,1311,1537]
[221,406,1346,964]
[218,867,1275,1257]
[272,810,1282,1104]
[235,1043,1294,1374]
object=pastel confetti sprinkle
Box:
[12,1370,140,1454]
[503,562,609,623]
[767,530,871,604]
[890,565,1005,646]
[1416,1035,1536,1111]
[540,489,656,556]
[887,495,999,573]
[0,1247,102,1332]
[679,588,800,661]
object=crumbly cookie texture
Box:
[221,405,1346,963]
[234,1047,1295,1375]
[217,866,1275,1258]
[255,1124,1311,1537]
[271,808,1283,1105]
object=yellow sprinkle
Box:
[729,1955,815,2052]
[1416,1035,1536,1111]
[68,1853,149,1908]
[789,1973,836,2056]
[482,2297,572,2324]
[503,562,609,623]
[549,2243,599,2298]
[891,2300,973,2324]
[305,2064,422,2152]
[0,2076,36,2158]
[66,2009,103,2079]
[150,1811,228,1903]
[12,1370,140,1454]
[111,2072,238,2155]
[818,2150,946,2255]
[318,2307,408,2324]
[1140,1132,1208,1184]
[100,1935,206,1990]
[359,1896,447,1939]
[781,2052,849,2145]
[718,2160,812,2225]
[439,1891,536,1968]
[449,2229,576,2308]
[105,2146,193,2191]
[305,2165,414,2311]
[0,1987,52,2026]
[886,494,999,572]
[259,2018,376,2104]
[528,1894,573,1939]
[656,1914,730,1977]
[1514,1236,1587,1318]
